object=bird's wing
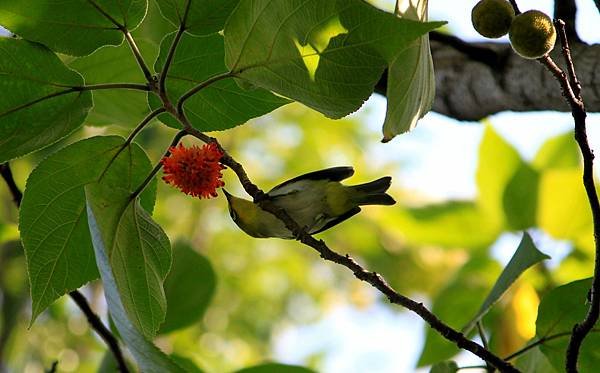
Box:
[309,206,361,235]
[268,166,354,195]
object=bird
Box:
[223,166,395,239]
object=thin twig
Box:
[477,322,494,373]
[130,130,187,200]
[508,0,521,15]
[542,21,600,373]
[555,20,582,98]
[0,163,129,373]
[0,163,22,207]
[45,361,58,373]
[68,291,129,373]
[158,0,191,94]
[554,0,580,42]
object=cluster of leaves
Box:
[0,0,449,371]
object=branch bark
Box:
[377,38,600,121]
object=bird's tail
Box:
[349,176,396,206]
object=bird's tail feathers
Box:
[350,177,396,206]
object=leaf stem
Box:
[123,32,155,84]
[158,0,191,94]
[124,108,166,146]
[130,130,187,200]
[175,72,234,116]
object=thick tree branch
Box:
[0,163,129,373]
[376,38,600,121]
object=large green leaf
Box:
[69,40,155,127]
[418,256,501,366]
[515,345,557,373]
[85,183,170,339]
[86,186,184,373]
[159,242,216,334]
[156,0,239,36]
[476,126,526,231]
[429,361,458,373]
[235,363,316,373]
[536,278,600,372]
[391,201,499,249]
[224,0,444,119]
[19,136,156,323]
[149,32,289,131]
[533,132,580,170]
[382,0,435,141]
[0,0,147,56]
[503,162,539,230]
[463,232,549,334]
[0,38,92,163]
[537,169,592,243]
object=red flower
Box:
[161,143,225,198]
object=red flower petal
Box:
[161,143,225,199]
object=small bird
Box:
[224,166,396,239]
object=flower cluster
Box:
[161,143,225,198]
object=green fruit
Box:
[509,10,557,59]
[471,0,515,38]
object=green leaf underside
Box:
[0,38,92,163]
[85,186,183,373]
[149,32,288,131]
[234,363,316,373]
[0,0,147,56]
[156,0,239,36]
[85,183,171,339]
[224,0,444,119]
[69,40,156,127]
[463,232,549,334]
[429,361,459,373]
[159,242,216,334]
[533,131,580,170]
[19,136,156,324]
[418,256,501,366]
[536,278,600,372]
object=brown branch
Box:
[0,163,129,373]
[68,291,129,373]
[540,21,600,373]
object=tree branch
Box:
[0,163,129,373]
[123,31,155,84]
[540,21,600,373]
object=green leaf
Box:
[536,278,600,372]
[429,361,458,373]
[463,232,549,334]
[224,0,444,119]
[235,363,316,373]
[382,1,435,141]
[503,163,539,230]
[159,242,216,334]
[85,183,170,339]
[132,0,177,60]
[0,38,92,163]
[0,0,147,56]
[97,352,136,373]
[418,256,501,366]
[156,0,239,36]
[149,32,288,131]
[170,355,204,373]
[476,126,526,230]
[537,169,592,242]
[69,40,155,127]
[86,187,184,373]
[392,201,499,249]
[515,345,557,373]
[19,136,156,324]
[533,132,580,170]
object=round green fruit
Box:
[471,0,515,38]
[509,10,557,59]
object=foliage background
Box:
[1,0,600,372]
